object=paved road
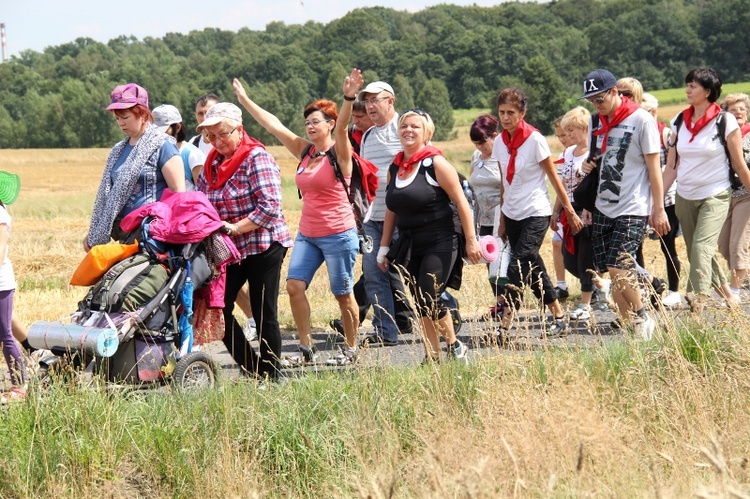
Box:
[202,302,627,379]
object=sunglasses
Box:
[587,88,612,105]
[401,108,430,118]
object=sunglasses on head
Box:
[401,108,429,118]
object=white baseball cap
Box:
[153,104,183,134]
[358,81,395,100]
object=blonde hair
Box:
[398,109,435,143]
[560,106,590,131]
[617,77,643,104]
[721,93,750,112]
[641,93,659,112]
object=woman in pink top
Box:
[233,70,361,366]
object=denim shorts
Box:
[286,228,359,295]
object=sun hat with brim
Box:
[153,104,183,134]
[0,171,21,205]
[358,81,395,101]
[106,83,149,111]
[196,102,243,131]
[580,69,618,99]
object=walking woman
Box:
[469,114,504,315]
[718,92,750,300]
[0,171,25,402]
[196,102,293,380]
[493,88,583,342]
[379,109,481,362]
[86,83,185,250]
[233,70,361,366]
[663,68,750,311]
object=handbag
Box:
[572,162,599,212]
[572,113,601,212]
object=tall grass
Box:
[1,315,748,497]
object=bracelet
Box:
[343,95,356,102]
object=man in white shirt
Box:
[582,68,669,340]
[358,81,415,346]
[189,93,220,155]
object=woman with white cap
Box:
[153,104,206,189]
[196,101,293,380]
[85,83,185,251]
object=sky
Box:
[1,0,508,58]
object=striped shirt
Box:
[360,113,402,221]
[197,147,293,258]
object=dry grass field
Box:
[2,111,749,497]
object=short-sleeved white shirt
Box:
[593,108,660,218]
[0,206,16,291]
[493,130,553,221]
[671,111,738,201]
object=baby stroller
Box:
[30,193,234,389]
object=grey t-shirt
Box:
[593,108,660,218]
[360,114,401,222]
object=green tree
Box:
[415,78,455,141]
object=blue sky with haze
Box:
[2,0,505,58]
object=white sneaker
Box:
[243,318,257,342]
[446,339,468,362]
[634,314,656,341]
[660,290,682,308]
[594,279,612,310]
[569,303,592,321]
[325,348,357,366]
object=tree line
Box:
[0,0,747,148]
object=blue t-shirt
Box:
[111,140,180,218]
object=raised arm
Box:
[232,78,309,159]
[334,69,363,177]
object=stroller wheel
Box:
[173,352,217,390]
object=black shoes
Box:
[360,333,398,347]
[555,286,570,301]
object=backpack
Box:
[80,253,170,314]
[421,157,478,236]
[673,110,745,190]
[299,144,380,228]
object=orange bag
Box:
[70,241,140,286]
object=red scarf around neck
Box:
[501,120,538,184]
[204,132,266,189]
[393,145,443,176]
[592,96,640,153]
[741,122,750,138]
[682,103,721,143]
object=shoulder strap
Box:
[325,148,355,204]
[588,113,601,160]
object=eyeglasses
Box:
[619,89,633,98]
[362,96,389,106]
[303,119,331,128]
[587,88,611,105]
[205,127,237,142]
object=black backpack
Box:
[673,111,745,190]
[419,157,478,236]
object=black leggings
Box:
[404,230,458,320]
[504,216,556,309]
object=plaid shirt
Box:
[197,147,292,258]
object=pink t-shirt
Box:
[296,153,356,237]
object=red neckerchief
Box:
[553,157,565,165]
[204,132,266,189]
[501,120,537,184]
[558,210,576,255]
[393,145,443,176]
[657,120,666,149]
[741,122,750,137]
[592,96,639,153]
[682,103,721,143]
